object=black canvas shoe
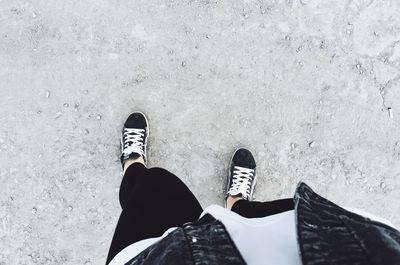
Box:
[120,112,149,167]
[226,148,257,202]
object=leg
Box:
[106,164,203,264]
[225,148,294,218]
[231,198,294,218]
[118,162,147,210]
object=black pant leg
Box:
[231,198,294,218]
[106,165,203,264]
[119,163,148,210]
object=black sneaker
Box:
[226,148,257,202]
[120,112,149,167]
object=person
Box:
[105,112,400,265]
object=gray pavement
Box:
[1,0,399,264]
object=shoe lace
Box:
[122,128,145,157]
[228,166,255,200]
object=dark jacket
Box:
[124,182,400,265]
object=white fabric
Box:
[109,205,301,265]
[109,205,397,265]
[109,227,176,265]
[203,205,302,265]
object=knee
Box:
[145,167,181,183]
[141,167,186,194]
[147,167,171,176]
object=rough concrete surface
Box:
[1,0,400,264]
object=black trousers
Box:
[106,163,294,264]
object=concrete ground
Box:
[1,0,400,264]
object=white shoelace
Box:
[122,128,146,158]
[228,166,255,200]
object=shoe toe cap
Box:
[125,112,147,128]
[232,148,256,168]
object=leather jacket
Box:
[124,182,400,265]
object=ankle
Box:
[123,157,145,174]
[226,195,243,210]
